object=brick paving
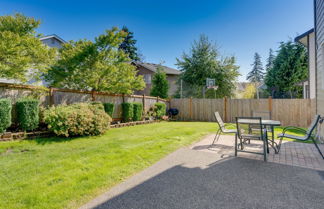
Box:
[190,134,324,170]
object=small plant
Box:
[154,102,166,119]
[133,102,143,121]
[103,103,115,117]
[44,103,111,137]
[122,102,133,122]
[16,98,39,131]
[90,101,104,110]
[0,99,12,133]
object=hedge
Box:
[122,102,133,122]
[103,103,114,117]
[0,99,12,133]
[44,103,111,137]
[154,102,166,119]
[133,102,143,121]
[16,98,39,131]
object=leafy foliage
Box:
[264,41,308,98]
[122,102,134,122]
[103,103,115,117]
[176,34,239,98]
[242,83,257,99]
[154,102,166,119]
[119,26,140,61]
[0,99,12,133]
[45,27,145,94]
[44,103,111,137]
[132,102,143,121]
[150,65,169,98]
[16,98,39,131]
[0,13,55,82]
[247,53,264,82]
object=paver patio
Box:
[192,135,324,170]
[81,134,324,209]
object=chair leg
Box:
[263,139,267,162]
[235,133,238,156]
[311,138,324,159]
[276,136,283,154]
[211,129,221,146]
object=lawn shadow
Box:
[32,135,85,145]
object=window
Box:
[144,74,151,84]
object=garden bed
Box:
[0,120,160,141]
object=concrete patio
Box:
[81,135,324,209]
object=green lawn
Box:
[0,122,217,209]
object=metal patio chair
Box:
[211,112,237,146]
[278,115,324,159]
[249,111,272,142]
[235,117,268,161]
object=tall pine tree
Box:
[247,53,264,82]
[150,65,169,98]
[119,26,140,61]
[265,48,275,72]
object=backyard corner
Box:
[0,122,217,209]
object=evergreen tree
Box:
[119,26,140,61]
[265,48,275,71]
[264,41,308,98]
[247,53,264,82]
[176,34,240,98]
[150,65,169,98]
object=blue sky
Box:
[0,0,314,81]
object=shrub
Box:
[122,102,133,122]
[90,101,104,111]
[16,98,39,131]
[103,103,114,117]
[0,99,12,133]
[44,103,111,137]
[154,102,166,119]
[133,102,143,121]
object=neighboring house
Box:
[314,0,324,136]
[295,29,316,99]
[0,34,66,86]
[233,82,249,98]
[133,62,181,96]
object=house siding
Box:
[315,0,324,136]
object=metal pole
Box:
[180,79,183,98]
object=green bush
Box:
[133,102,143,121]
[44,103,111,137]
[122,102,133,122]
[103,103,114,117]
[16,98,39,131]
[90,101,104,111]
[154,102,166,119]
[0,99,12,133]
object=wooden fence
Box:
[170,97,316,127]
[0,82,169,120]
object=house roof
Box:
[39,34,67,44]
[295,28,314,46]
[134,62,181,75]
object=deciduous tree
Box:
[0,13,55,82]
[45,27,145,94]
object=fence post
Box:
[268,96,273,119]
[49,87,54,107]
[189,97,193,120]
[142,94,146,112]
[224,96,228,122]
[91,90,96,101]
[157,96,159,102]
[122,93,125,103]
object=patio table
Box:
[237,119,281,153]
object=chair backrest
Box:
[252,111,271,120]
[235,117,264,140]
[306,115,321,137]
[214,112,225,131]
